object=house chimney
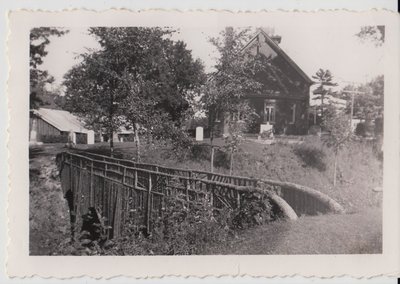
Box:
[261,27,281,44]
[271,35,282,44]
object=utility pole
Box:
[341,90,366,128]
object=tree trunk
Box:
[229,149,234,176]
[99,128,103,142]
[210,116,215,173]
[333,150,338,187]
[109,90,114,157]
[321,95,324,119]
[109,129,114,157]
[133,122,141,162]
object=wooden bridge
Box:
[58,151,344,239]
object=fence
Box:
[72,151,344,216]
[58,151,268,239]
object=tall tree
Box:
[30,27,68,109]
[312,69,337,118]
[356,26,385,47]
[64,27,205,156]
[202,27,296,171]
[203,28,268,143]
[340,75,384,121]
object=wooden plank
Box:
[146,173,152,233]
[90,161,94,207]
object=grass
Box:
[29,136,383,255]
[204,208,382,255]
[78,135,383,212]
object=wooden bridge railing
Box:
[75,151,259,186]
[73,151,345,215]
[58,151,268,239]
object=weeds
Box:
[56,190,274,255]
[293,143,326,171]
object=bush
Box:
[145,196,231,255]
[191,144,211,160]
[293,142,327,171]
[231,192,273,229]
[55,190,275,255]
[190,144,230,169]
[355,122,367,137]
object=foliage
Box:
[57,193,232,255]
[293,143,327,171]
[64,27,205,155]
[189,145,230,168]
[321,106,353,186]
[223,101,259,174]
[312,69,337,118]
[230,192,273,229]
[202,28,272,142]
[30,27,68,109]
[143,195,231,255]
[55,188,276,256]
[356,26,385,47]
[322,107,353,152]
[355,122,368,137]
[339,75,384,123]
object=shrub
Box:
[293,142,327,171]
[191,144,211,161]
[355,122,367,137]
[190,144,230,169]
[213,148,230,168]
[55,190,276,255]
[147,196,231,255]
[230,192,273,229]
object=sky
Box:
[41,25,384,93]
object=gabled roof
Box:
[242,29,313,85]
[32,108,89,133]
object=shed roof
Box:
[32,108,89,133]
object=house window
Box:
[290,103,296,124]
[264,100,275,123]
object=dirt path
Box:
[206,208,382,255]
[29,145,70,255]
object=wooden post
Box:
[314,107,317,125]
[210,146,214,173]
[146,173,152,234]
[186,172,192,204]
[68,153,76,240]
[134,170,138,188]
[236,191,241,210]
[209,183,214,207]
[90,161,94,207]
[123,167,126,185]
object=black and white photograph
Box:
[27,21,387,257]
